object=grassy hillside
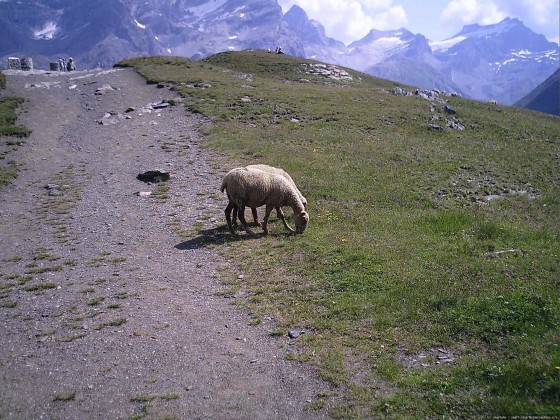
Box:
[0,72,31,184]
[118,52,560,418]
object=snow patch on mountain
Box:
[457,18,520,38]
[34,22,58,40]
[430,36,466,52]
[186,0,228,20]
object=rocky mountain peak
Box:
[1,0,557,106]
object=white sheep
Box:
[221,167,309,235]
[233,164,307,227]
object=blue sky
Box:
[277,0,560,45]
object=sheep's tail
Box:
[220,179,227,194]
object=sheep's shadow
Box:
[175,220,293,250]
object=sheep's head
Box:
[295,211,309,234]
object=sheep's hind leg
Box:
[251,208,261,226]
[233,207,260,227]
[231,204,238,226]
[276,207,295,233]
[225,202,238,234]
[237,205,255,235]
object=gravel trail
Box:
[0,67,327,419]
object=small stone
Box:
[152,101,170,109]
[237,274,245,280]
[94,84,115,95]
[288,330,300,339]
[134,191,152,197]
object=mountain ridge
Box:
[0,0,557,106]
[514,68,560,115]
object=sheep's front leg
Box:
[237,204,255,235]
[261,205,274,235]
[276,207,295,232]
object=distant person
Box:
[58,57,64,71]
[66,57,75,71]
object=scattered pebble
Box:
[288,330,301,339]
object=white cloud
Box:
[279,0,408,44]
[441,0,506,26]
[440,0,559,43]
[279,0,559,45]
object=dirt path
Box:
[0,68,328,419]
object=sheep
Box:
[221,167,309,235]
[232,164,307,227]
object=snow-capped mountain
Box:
[0,0,164,68]
[282,5,344,65]
[132,0,304,59]
[0,1,557,105]
[286,11,558,104]
[430,18,559,104]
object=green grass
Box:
[0,97,31,137]
[53,391,76,402]
[0,87,31,184]
[23,282,57,292]
[94,317,127,330]
[121,52,559,416]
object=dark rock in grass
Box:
[444,105,457,114]
[392,86,413,96]
[137,170,170,183]
[446,119,465,130]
